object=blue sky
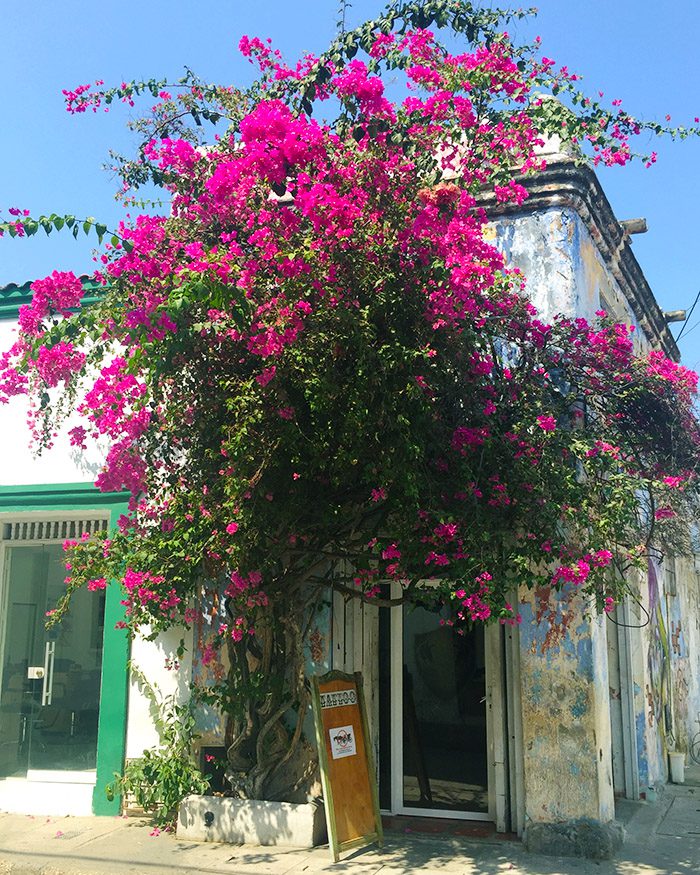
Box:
[2,1,700,367]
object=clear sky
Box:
[2,1,700,367]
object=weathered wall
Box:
[491,203,700,823]
[518,584,615,824]
[492,207,621,825]
[491,205,644,329]
[632,555,700,788]
[671,556,700,754]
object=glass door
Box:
[0,544,104,779]
[381,595,490,819]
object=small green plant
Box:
[107,668,210,826]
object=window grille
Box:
[1,517,109,543]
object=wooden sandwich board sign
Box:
[311,670,383,861]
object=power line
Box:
[675,288,700,343]
[677,317,700,342]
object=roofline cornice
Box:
[479,161,680,361]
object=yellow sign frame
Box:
[311,670,383,861]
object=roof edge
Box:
[480,160,680,362]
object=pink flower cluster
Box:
[19,270,84,337]
[454,572,493,622]
[34,342,85,387]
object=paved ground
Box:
[2,771,700,875]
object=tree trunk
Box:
[222,585,318,801]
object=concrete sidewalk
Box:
[2,774,700,875]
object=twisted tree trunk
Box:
[223,583,319,801]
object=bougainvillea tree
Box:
[1,1,699,799]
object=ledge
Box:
[177,795,328,848]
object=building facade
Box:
[0,159,698,855]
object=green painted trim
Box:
[0,277,107,321]
[93,566,130,815]
[0,482,129,510]
[0,482,130,815]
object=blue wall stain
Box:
[570,763,581,776]
[529,668,543,706]
[576,638,594,682]
[561,630,577,660]
[517,600,539,652]
[636,709,649,788]
[570,688,588,719]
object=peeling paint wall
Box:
[518,584,614,824]
[492,206,644,331]
[492,202,700,815]
[638,555,700,782]
[671,557,700,753]
[617,556,700,795]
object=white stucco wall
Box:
[125,625,195,759]
[0,319,102,486]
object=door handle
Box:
[41,641,55,706]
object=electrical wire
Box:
[675,317,700,341]
[675,288,700,343]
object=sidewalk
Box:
[2,771,700,875]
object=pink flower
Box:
[662,476,684,489]
[424,551,449,566]
[34,342,86,387]
[593,550,613,567]
[225,522,239,534]
[451,427,489,454]
[371,487,387,502]
[655,507,676,521]
[536,415,556,433]
[255,366,276,387]
[382,543,401,560]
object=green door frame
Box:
[0,483,130,815]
